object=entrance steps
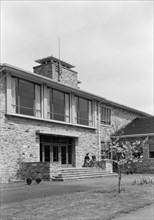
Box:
[52,167,117,181]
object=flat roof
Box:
[35,55,75,69]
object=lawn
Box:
[1,174,154,220]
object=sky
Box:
[1,0,153,115]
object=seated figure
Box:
[83,153,90,167]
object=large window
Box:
[101,107,111,125]
[75,96,93,126]
[47,88,70,122]
[11,77,41,117]
[149,144,154,158]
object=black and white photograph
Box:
[0,0,154,219]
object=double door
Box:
[43,143,72,167]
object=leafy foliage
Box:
[110,137,148,193]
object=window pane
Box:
[35,85,41,117]
[19,79,35,116]
[53,90,65,121]
[11,77,17,113]
[65,93,70,122]
[149,144,154,152]
[78,97,88,125]
[101,107,111,125]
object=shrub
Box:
[36,177,41,184]
[132,176,154,185]
[26,177,32,185]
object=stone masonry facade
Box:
[0,71,143,183]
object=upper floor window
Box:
[47,88,70,122]
[11,77,41,117]
[149,144,154,158]
[101,107,111,125]
[75,96,93,126]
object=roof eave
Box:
[111,133,154,139]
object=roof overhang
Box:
[111,133,154,139]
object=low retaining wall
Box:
[17,162,50,181]
[17,160,113,181]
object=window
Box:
[101,142,110,159]
[11,77,41,117]
[149,144,154,158]
[47,88,70,122]
[75,96,93,126]
[101,107,111,125]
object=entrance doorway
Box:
[40,135,74,167]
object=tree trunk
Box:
[118,165,122,193]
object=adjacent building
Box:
[0,56,151,183]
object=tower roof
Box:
[35,55,75,69]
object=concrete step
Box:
[51,167,117,181]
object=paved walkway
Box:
[113,204,154,220]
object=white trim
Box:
[36,130,79,138]
[6,113,97,130]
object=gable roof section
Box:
[112,117,154,138]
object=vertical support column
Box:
[42,145,45,162]
[58,146,61,165]
[93,100,97,128]
[43,84,47,119]
[41,84,44,119]
[74,138,78,167]
[50,145,53,162]
[71,93,77,124]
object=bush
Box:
[26,177,32,185]
[132,176,154,185]
[36,177,41,184]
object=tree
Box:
[110,137,147,193]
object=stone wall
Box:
[18,162,50,181]
[100,104,141,143]
[134,137,154,173]
[33,63,78,88]
[0,72,150,183]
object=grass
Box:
[1,174,154,220]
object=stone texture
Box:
[18,162,50,181]
[33,63,78,88]
[0,70,151,183]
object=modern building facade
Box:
[0,56,150,183]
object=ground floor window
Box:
[149,144,154,158]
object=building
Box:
[0,56,150,183]
[112,117,154,173]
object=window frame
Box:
[47,87,70,123]
[75,96,93,126]
[100,106,111,125]
[149,144,154,159]
[11,76,42,117]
